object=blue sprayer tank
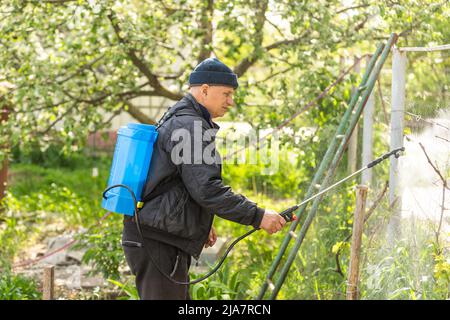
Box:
[102,123,158,216]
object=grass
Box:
[7,156,111,227]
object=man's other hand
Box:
[205,226,217,248]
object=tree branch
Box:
[436,184,446,253]
[57,54,106,85]
[234,32,306,77]
[89,105,125,133]
[60,81,158,124]
[197,0,214,63]
[234,3,373,78]
[38,102,77,135]
[254,66,296,84]
[398,0,446,38]
[264,35,306,51]
[124,101,156,125]
[419,142,448,188]
[61,85,156,105]
[435,135,450,143]
[418,142,448,253]
[336,4,371,14]
[154,0,194,16]
[265,17,285,38]
[107,11,182,101]
[233,0,269,77]
[354,15,370,32]
[25,0,78,4]
[13,99,71,114]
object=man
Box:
[122,57,287,300]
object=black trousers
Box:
[122,235,191,300]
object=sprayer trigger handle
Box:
[280,205,299,222]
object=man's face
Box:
[200,85,235,118]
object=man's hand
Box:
[259,209,286,234]
[204,226,217,248]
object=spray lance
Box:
[101,122,404,285]
[277,146,405,220]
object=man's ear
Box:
[201,84,209,97]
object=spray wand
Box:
[277,147,405,221]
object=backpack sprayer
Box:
[101,122,404,285]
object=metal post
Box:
[387,47,406,246]
[348,57,360,174]
[361,56,375,186]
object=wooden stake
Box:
[346,185,368,300]
[43,266,55,300]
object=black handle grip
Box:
[280,205,299,222]
[367,147,405,168]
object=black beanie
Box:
[189,58,239,89]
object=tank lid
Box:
[127,123,156,132]
[118,123,158,141]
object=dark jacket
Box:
[123,94,265,259]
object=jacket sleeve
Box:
[162,117,265,229]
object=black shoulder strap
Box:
[155,107,176,130]
[155,95,197,130]
[141,104,185,204]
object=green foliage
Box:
[190,262,244,300]
[360,216,450,300]
[0,194,38,268]
[108,278,139,300]
[0,214,29,268]
[2,155,127,284]
[7,155,111,227]
[221,146,307,199]
[1,0,448,157]
[433,253,450,298]
[11,142,92,169]
[74,215,125,280]
[0,272,42,300]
